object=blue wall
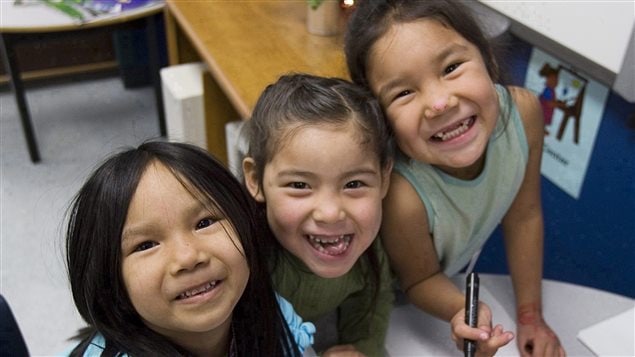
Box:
[475,35,635,298]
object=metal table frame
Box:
[1,4,165,163]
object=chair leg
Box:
[556,114,570,141]
[573,116,580,144]
[0,34,41,163]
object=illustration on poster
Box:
[538,63,588,144]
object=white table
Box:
[0,0,165,162]
[386,273,634,356]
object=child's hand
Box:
[450,302,514,356]
[517,307,565,357]
[475,324,515,357]
[450,301,493,348]
[321,344,367,357]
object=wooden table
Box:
[0,1,165,163]
[164,1,349,163]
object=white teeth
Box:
[179,281,217,299]
[308,235,352,255]
[309,234,348,243]
[433,117,474,141]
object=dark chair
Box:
[0,294,29,356]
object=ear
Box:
[380,159,394,199]
[242,157,266,202]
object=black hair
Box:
[344,0,513,143]
[345,0,503,89]
[245,73,394,182]
[65,141,300,356]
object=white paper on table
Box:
[577,307,635,357]
[385,283,519,356]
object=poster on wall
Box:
[524,48,610,199]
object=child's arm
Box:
[336,240,395,356]
[502,87,565,357]
[382,173,513,354]
[381,173,465,320]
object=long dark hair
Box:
[65,141,300,356]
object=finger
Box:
[542,340,559,357]
[548,338,565,357]
[455,324,490,341]
[487,331,515,349]
[478,324,493,334]
[490,324,504,337]
[477,306,493,331]
[531,338,547,357]
[474,335,510,357]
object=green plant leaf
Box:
[41,0,85,21]
[308,0,325,10]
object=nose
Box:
[169,234,209,275]
[311,193,345,224]
[423,86,458,119]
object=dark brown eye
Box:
[394,90,412,100]
[135,241,158,252]
[345,180,364,189]
[445,63,460,74]
[196,218,216,230]
[290,182,308,189]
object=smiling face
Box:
[121,161,249,350]
[367,19,499,178]
[245,122,389,278]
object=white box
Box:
[225,120,248,179]
[160,62,207,149]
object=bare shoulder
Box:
[382,171,430,253]
[507,85,544,149]
[382,171,440,289]
[383,172,427,226]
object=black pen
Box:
[464,272,480,357]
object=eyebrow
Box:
[375,42,470,101]
[437,42,470,63]
[277,167,380,181]
[122,225,153,243]
[345,167,381,178]
[376,77,405,102]
[121,200,215,242]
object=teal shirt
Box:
[394,84,529,276]
[272,239,395,356]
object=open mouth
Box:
[176,280,219,300]
[307,234,351,256]
[431,116,476,142]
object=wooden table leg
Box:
[163,6,201,66]
[0,33,41,163]
[145,13,166,136]
[203,71,240,166]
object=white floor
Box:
[0,73,160,355]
